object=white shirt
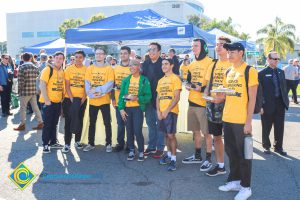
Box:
[283,64,298,80]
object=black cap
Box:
[223,42,245,51]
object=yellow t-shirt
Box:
[205,60,231,97]
[188,56,213,106]
[85,65,114,106]
[180,64,189,80]
[114,65,131,105]
[222,62,259,124]
[64,65,87,98]
[39,66,64,103]
[157,73,182,114]
[126,75,140,107]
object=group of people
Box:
[0,35,294,200]
[283,58,300,104]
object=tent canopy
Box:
[207,28,256,50]
[23,38,94,54]
[66,9,216,46]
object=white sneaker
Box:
[218,181,242,192]
[83,144,95,152]
[234,187,252,200]
[106,144,112,153]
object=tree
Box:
[88,13,106,23]
[188,15,250,40]
[256,17,295,58]
[0,41,7,54]
[59,18,83,39]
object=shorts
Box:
[187,106,208,134]
[208,120,223,136]
[159,112,178,134]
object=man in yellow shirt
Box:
[218,42,258,200]
[62,50,87,153]
[157,58,182,171]
[111,46,132,152]
[204,36,232,176]
[83,48,114,152]
[182,39,213,169]
[39,51,65,153]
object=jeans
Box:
[62,98,86,145]
[42,102,61,146]
[125,107,144,153]
[145,104,165,151]
[115,106,126,146]
[88,104,112,146]
[223,122,252,187]
[0,85,10,114]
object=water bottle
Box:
[244,135,253,160]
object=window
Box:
[22,32,34,38]
[37,31,60,38]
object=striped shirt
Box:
[18,62,39,96]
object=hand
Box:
[88,87,96,96]
[260,108,264,115]
[112,100,116,108]
[211,97,225,104]
[70,97,73,103]
[81,97,86,105]
[157,111,163,120]
[185,84,191,91]
[120,110,128,122]
[0,85,3,92]
[129,95,138,101]
[194,84,202,92]
[45,100,51,106]
[244,122,252,135]
[162,110,169,119]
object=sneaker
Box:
[106,144,112,153]
[113,144,124,152]
[138,153,144,162]
[144,148,156,156]
[43,145,51,154]
[167,160,177,171]
[152,150,163,159]
[200,160,212,172]
[218,181,242,192]
[50,142,63,148]
[160,154,171,165]
[182,155,202,164]
[62,145,70,153]
[83,144,95,152]
[206,165,226,177]
[74,142,83,149]
[234,187,252,200]
[263,148,271,154]
[127,151,135,161]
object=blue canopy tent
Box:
[23,38,94,54]
[65,9,216,46]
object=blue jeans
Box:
[116,107,126,146]
[145,104,165,151]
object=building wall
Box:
[7,0,204,56]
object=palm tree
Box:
[256,17,295,58]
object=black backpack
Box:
[226,65,263,114]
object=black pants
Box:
[261,98,285,151]
[0,85,10,114]
[125,107,144,153]
[42,102,61,146]
[223,122,252,187]
[286,80,298,103]
[62,98,86,145]
[88,104,112,146]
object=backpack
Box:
[226,65,263,114]
[206,59,225,123]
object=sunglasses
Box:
[271,58,280,61]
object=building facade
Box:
[7,0,205,56]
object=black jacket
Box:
[258,67,289,114]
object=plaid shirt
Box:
[18,62,39,96]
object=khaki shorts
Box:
[187,106,208,134]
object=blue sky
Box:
[0,0,298,42]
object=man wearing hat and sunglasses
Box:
[217,42,258,200]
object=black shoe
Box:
[113,144,124,152]
[43,145,51,154]
[263,148,271,154]
[206,165,226,177]
[274,149,287,156]
[294,101,299,104]
[6,112,13,116]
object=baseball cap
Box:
[223,42,245,51]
